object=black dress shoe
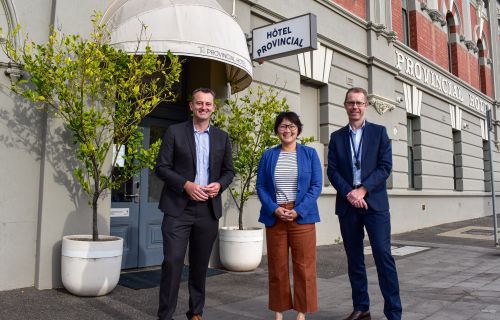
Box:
[343,310,371,320]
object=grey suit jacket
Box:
[155,120,235,218]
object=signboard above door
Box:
[251,13,317,62]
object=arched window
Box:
[477,38,488,94]
[401,0,410,46]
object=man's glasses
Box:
[278,124,298,132]
[345,101,366,107]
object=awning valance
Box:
[102,0,252,93]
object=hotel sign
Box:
[395,50,492,114]
[252,13,317,61]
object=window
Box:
[407,116,416,189]
[477,39,487,94]
[483,140,491,192]
[482,117,491,191]
[446,13,456,74]
[401,0,410,46]
[452,130,463,191]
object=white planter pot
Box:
[219,227,263,272]
[61,235,123,296]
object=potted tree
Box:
[213,86,289,271]
[0,14,181,295]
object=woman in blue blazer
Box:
[256,112,322,320]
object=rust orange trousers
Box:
[266,218,318,313]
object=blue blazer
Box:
[256,143,322,227]
[327,121,392,216]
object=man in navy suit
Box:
[155,88,234,320]
[327,87,402,320]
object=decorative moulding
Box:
[460,35,478,52]
[3,62,22,81]
[368,94,396,115]
[420,3,446,26]
[366,22,397,43]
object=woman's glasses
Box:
[278,124,298,132]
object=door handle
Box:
[125,193,140,203]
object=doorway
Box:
[110,75,189,268]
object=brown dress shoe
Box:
[190,316,202,320]
[343,310,371,320]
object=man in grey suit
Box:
[155,88,235,320]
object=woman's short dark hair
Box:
[274,111,303,135]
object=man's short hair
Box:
[344,87,368,103]
[192,88,216,100]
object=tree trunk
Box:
[238,206,244,230]
[92,195,99,241]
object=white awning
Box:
[102,0,252,93]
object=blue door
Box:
[136,118,175,267]
[110,167,140,269]
[111,102,189,268]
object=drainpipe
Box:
[487,109,498,246]
[487,0,500,247]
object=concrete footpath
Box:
[2,215,500,320]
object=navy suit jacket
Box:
[327,121,392,216]
[256,143,322,227]
[155,120,235,218]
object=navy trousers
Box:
[339,207,402,320]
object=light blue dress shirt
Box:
[349,122,365,186]
[194,125,210,186]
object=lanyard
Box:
[349,130,364,170]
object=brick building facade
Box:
[1,0,499,291]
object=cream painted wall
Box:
[0,0,52,291]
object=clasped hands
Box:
[184,181,221,201]
[274,207,298,222]
[347,186,368,209]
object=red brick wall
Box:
[403,5,496,97]
[468,52,478,89]
[332,0,366,20]
[392,0,404,43]
[409,11,430,55]
[410,10,449,70]
[341,0,497,98]
[452,44,472,84]
[434,28,449,70]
